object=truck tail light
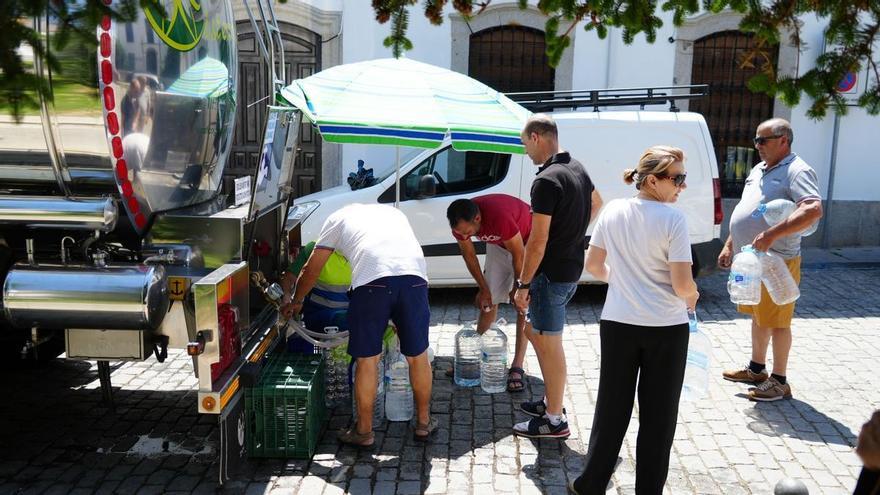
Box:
[211,304,241,382]
[713,178,723,225]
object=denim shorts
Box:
[347,275,429,358]
[527,272,577,335]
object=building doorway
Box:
[229,20,322,199]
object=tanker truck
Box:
[0,0,300,478]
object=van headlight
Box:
[285,201,320,229]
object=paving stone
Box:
[1,269,877,494]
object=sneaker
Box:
[722,365,769,384]
[748,377,792,402]
[513,415,570,439]
[520,399,567,418]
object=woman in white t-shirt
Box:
[570,146,699,495]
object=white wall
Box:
[296,1,880,203]
[775,16,880,202]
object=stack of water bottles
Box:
[728,199,807,305]
[453,318,509,394]
[322,328,351,409]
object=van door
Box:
[377,146,520,282]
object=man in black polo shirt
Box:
[513,113,603,439]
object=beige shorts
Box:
[738,256,802,328]
[484,243,515,305]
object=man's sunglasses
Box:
[658,173,687,187]
[754,135,784,146]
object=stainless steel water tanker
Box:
[3,263,169,330]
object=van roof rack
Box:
[505,84,708,113]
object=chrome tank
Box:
[0,196,117,232]
[3,264,170,330]
[100,0,238,233]
[0,1,238,236]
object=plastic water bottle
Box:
[384,353,413,422]
[759,251,800,305]
[454,322,481,387]
[351,355,385,428]
[682,310,710,401]
[752,199,817,236]
[480,320,508,394]
[728,245,762,305]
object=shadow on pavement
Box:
[742,398,857,447]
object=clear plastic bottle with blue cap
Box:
[728,245,762,305]
[751,198,817,236]
[682,310,710,401]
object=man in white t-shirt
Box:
[282,204,436,447]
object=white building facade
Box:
[230,0,879,247]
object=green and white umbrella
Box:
[280,57,531,154]
[167,57,230,98]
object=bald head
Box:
[759,118,793,145]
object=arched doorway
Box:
[468,26,555,93]
[228,21,322,199]
[688,31,778,197]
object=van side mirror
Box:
[416,174,437,199]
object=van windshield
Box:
[373,147,432,183]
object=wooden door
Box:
[228,20,322,199]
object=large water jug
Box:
[454,322,481,387]
[351,354,385,428]
[752,199,817,236]
[480,319,508,393]
[384,353,413,422]
[682,310,710,401]
[759,251,800,305]
[728,245,762,305]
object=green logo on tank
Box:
[144,0,205,52]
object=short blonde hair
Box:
[623,146,685,190]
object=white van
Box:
[287,110,723,286]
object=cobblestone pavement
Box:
[1,267,878,494]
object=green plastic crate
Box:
[245,352,327,458]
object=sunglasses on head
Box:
[754,135,784,146]
[658,173,687,187]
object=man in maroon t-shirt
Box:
[446,193,532,392]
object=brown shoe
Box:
[338,428,374,447]
[749,377,792,402]
[413,416,439,442]
[722,365,769,384]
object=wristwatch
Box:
[515,279,531,290]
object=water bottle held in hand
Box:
[682,310,710,401]
[751,199,817,236]
[728,245,762,305]
[480,319,508,394]
[759,251,800,305]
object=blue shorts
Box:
[527,272,577,335]
[347,275,430,358]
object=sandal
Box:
[507,366,525,393]
[412,416,439,442]
[338,427,374,448]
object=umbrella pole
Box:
[394,146,401,208]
